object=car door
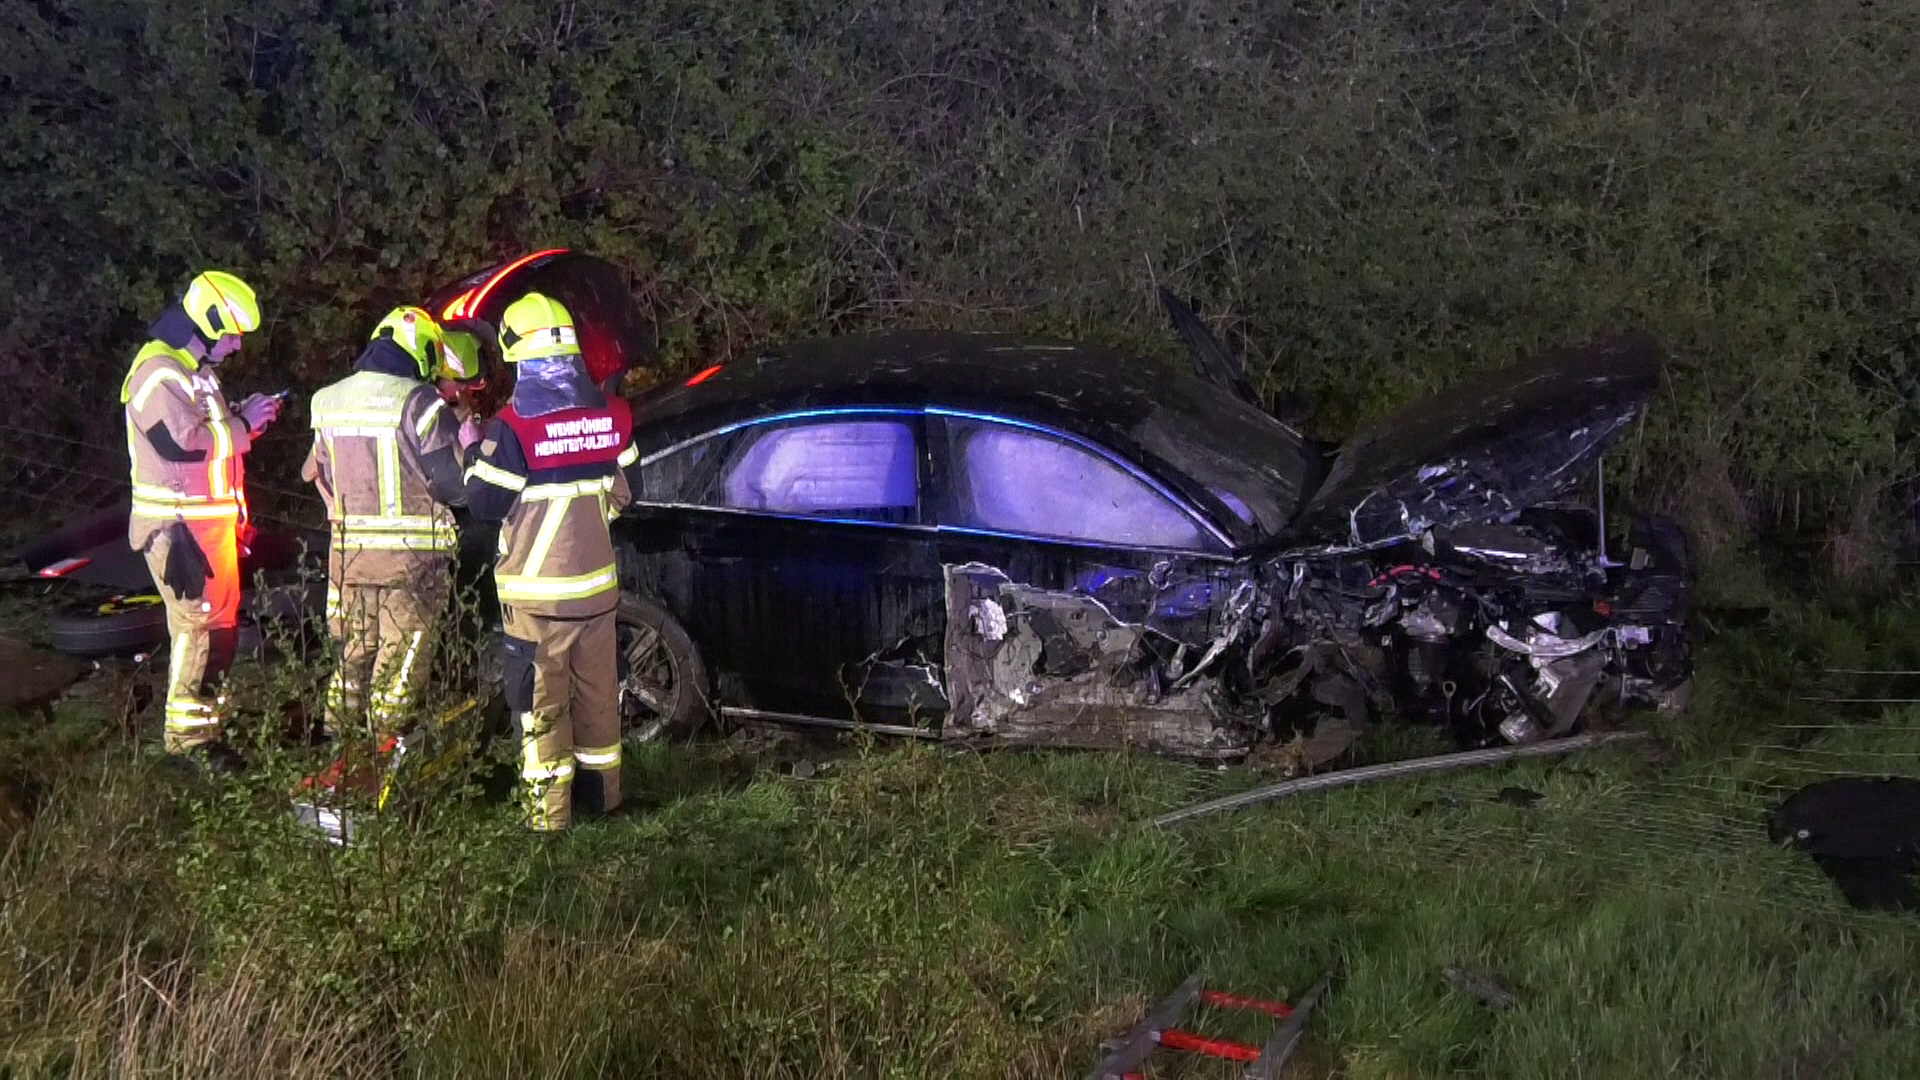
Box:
[619,410,950,728]
[926,413,1254,757]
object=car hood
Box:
[1287,335,1662,550]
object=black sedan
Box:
[607,325,1693,758]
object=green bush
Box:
[4,0,1918,554]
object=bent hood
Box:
[1289,335,1662,550]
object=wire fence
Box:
[0,423,321,543]
[1149,705,1920,923]
[0,423,132,529]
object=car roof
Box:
[626,331,1320,541]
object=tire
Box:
[45,594,169,658]
[615,591,710,743]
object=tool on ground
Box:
[1087,970,1332,1080]
[291,695,481,845]
[1153,730,1651,828]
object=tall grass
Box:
[1,574,1919,1076]
[2,690,1918,1076]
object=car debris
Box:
[1151,730,1653,828]
[618,320,1694,761]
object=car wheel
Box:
[45,593,170,658]
[615,591,709,743]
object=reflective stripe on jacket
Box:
[121,341,250,546]
[303,370,462,585]
[465,400,639,618]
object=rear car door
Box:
[926,413,1255,757]
[620,410,949,728]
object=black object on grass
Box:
[1768,776,1920,912]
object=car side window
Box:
[944,420,1211,550]
[635,439,721,504]
[709,419,919,523]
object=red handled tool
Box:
[1087,970,1332,1080]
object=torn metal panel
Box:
[942,563,1257,757]
[1291,336,1662,549]
[1433,521,1581,577]
[841,633,949,722]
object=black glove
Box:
[161,520,213,603]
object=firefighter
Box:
[437,327,485,410]
[465,292,641,831]
[301,306,469,746]
[122,270,281,767]
[437,326,491,449]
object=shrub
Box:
[4,2,1918,546]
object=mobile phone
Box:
[272,388,296,404]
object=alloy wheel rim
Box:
[618,620,678,741]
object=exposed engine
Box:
[1252,509,1694,751]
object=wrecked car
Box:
[18,247,1693,762]
[607,314,1694,758]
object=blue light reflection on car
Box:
[634,405,1231,550]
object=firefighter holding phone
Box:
[121,270,281,770]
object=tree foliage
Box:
[4,0,1918,558]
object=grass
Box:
[1,585,1918,1078]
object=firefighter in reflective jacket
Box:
[465,293,641,831]
[437,326,491,449]
[301,307,468,741]
[121,270,281,763]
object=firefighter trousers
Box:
[138,514,241,753]
[502,604,622,831]
[325,562,450,738]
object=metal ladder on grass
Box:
[1086,970,1332,1080]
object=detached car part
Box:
[1153,730,1653,828]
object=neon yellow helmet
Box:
[182,271,260,342]
[439,329,484,382]
[370,305,446,379]
[499,292,578,364]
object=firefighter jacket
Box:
[121,340,252,548]
[465,397,641,618]
[302,340,468,586]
